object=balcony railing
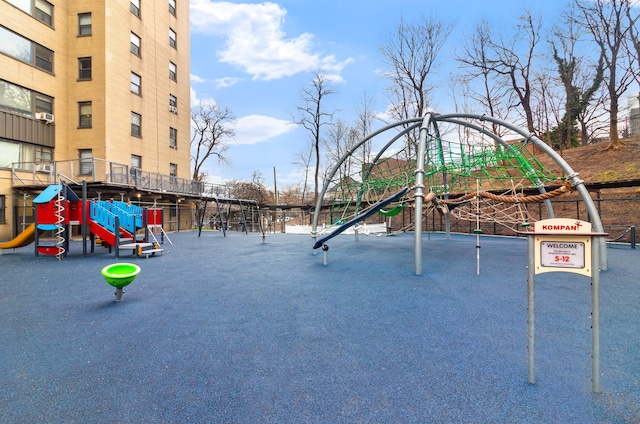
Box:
[10,158,210,198]
[618,113,640,138]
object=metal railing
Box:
[618,113,640,138]
[11,158,210,197]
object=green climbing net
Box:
[322,127,558,230]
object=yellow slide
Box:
[0,223,36,249]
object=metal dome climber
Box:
[311,112,607,276]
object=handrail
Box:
[108,200,144,228]
[90,202,118,233]
[11,158,217,198]
[96,201,137,234]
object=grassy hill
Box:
[536,135,640,186]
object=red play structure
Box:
[30,183,165,258]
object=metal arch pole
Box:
[414,113,433,276]
[311,117,424,247]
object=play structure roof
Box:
[33,184,80,204]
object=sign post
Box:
[523,218,606,393]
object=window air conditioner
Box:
[35,112,55,123]
[169,105,178,114]
[36,164,53,173]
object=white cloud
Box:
[215,76,243,89]
[190,73,205,83]
[202,172,229,186]
[190,87,198,108]
[232,115,296,145]
[190,87,219,110]
[190,1,353,81]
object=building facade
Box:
[0,0,191,240]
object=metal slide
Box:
[313,187,410,249]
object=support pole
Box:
[591,237,601,393]
[198,200,208,237]
[114,216,120,258]
[527,235,536,384]
[216,200,225,237]
[414,114,432,276]
[82,181,88,257]
[475,179,481,276]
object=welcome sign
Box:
[533,218,593,277]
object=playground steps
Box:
[119,242,164,258]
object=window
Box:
[131,154,141,169]
[78,13,91,36]
[169,61,177,81]
[79,149,93,176]
[35,145,52,163]
[130,72,141,95]
[169,95,177,113]
[6,0,54,26]
[34,0,53,26]
[169,163,177,181]
[78,101,92,128]
[34,44,53,72]
[130,0,140,17]
[0,26,32,63]
[0,139,53,170]
[130,154,141,183]
[0,26,53,73]
[169,127,177,148]
[169,28,177,49]
[0,195,5,224]
[169,0,176,16]
[35,93,53,114]
[0,80,33,116]
[78,57,92,80]
[0,80,53,117]
[130,32,141,56]
[131,112,141,137]
[5,0,30,14]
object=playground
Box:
[1,230,639,423]
[1,112,639,422]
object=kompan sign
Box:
[533,218,592,277]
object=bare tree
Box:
[379,15,452,153]
[573,0,636,149]
[550,7,606,149]
[277,185,301,205]
[293,144,314,205]
[294,72,336,205]
[227,174,271,204]
[354,91,376,165]
[455,19,515,136]
[531,70,563,148]
[190,101,234,181]
[324,119,359,185]
[624,2,640,109]
[487,10,545,135]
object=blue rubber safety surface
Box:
[1,231,638,423]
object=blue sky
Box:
[189,0,570,190]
